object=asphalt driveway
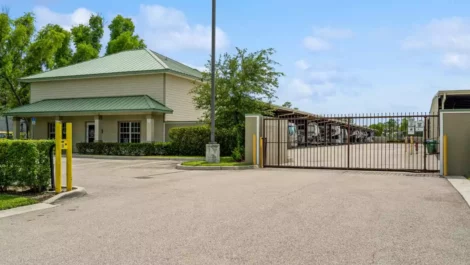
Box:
[1,158,470,265]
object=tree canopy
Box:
[70,14,103,63]
[0,12,73,108]
[106,15,146,55]
[0,11,148,113]
[282,101,292,108]
[190,48,283,141]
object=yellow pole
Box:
[443,134,448,176]
[252,134,256,165]
[259,137,264,168]
[55,121,62,194]
[66,123,73,191]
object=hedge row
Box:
[0,140,55,191]
[169,126,237,156]
[76,142,174,156]
[76,126,238,157]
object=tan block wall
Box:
[165,75,203,122]
[442,112,470,176]
[30,74,164,103]
[244,116,262,165]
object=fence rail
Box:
[263,113,439,172]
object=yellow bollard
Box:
[66,123,73,191]
[55,121,62,194]
[259,137,264,168]
[252,134,256,165]
[443,134,448,176]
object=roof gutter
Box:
[19,69,202,83]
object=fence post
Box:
[277,119,280,166]
[347,118,350,169]
[423,117,427,171]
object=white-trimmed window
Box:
[119,122,141,143]
[48,123,67,139]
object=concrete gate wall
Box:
[440,110,470,176]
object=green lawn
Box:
[182,157,251,167]
[0,194,38,211]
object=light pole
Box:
[206,0,220,162]
[210,0,216,143]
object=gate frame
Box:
[262,114,439,173]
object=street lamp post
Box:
[205,0,220,163]
[210,0,216,143]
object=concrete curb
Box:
[0,203,56,219]
[0,186,86,219]
[446,176,470,208]
[43,186,87,204]
[176,164,258,170]
[73,154,201,161]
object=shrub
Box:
[231,146,244,162]
[76,142,174,156]
[76,126,238,157]
[0,140,54,191]
[169,126,237,156]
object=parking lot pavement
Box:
[1,158,470,265]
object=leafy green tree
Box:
[106,15,146,55]
[191,48,283,142]
[0,12,70,109]
[282,101,292,108]
[27,24,73,70]
[70,14,103,63]
[369,123,384,136]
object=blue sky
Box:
[5,0,470,114]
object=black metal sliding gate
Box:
[263,113,439,172]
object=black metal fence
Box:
[263,113,439,172]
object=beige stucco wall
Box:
[30,74,164,103]
[244,116,263,165]
[154,114,164,142]
[442,112,470,176]
[32,114,167,152]
[165,75,203,122]
[33,116,93,153]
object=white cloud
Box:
[313,27,353,39]
[303,37,330,51]
[137,4,229,51]
[295,60,310,70]
[33,6,92,30]
[403,17,470,51]
[442,53,470,69]
[302,26,352,52]
[402,17,470,70]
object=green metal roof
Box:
[5,95,173,116]
[20,49,203,82]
